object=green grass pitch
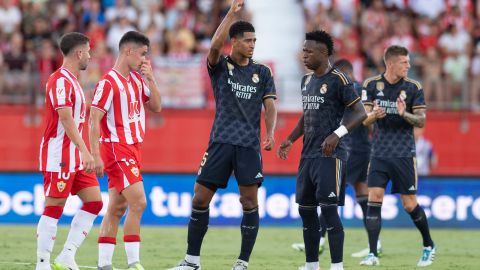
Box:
[0,226,478,269]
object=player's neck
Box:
[384,71,402,85]
[61,61,79,78]
[229,52,249,66]
[113,58,130,79]
[314,62,331,77]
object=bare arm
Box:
[89,107,106,176]
[263,98,277,151]
[141,59,162,112]
[57,108,94,172]
[363,103,386,126]
[207,0,244,66]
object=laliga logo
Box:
[128,100,141,120]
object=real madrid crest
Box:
[376,82,384,91]
[252,73,259,83]
[57,181,66,192]
[131,167,140,177]
[320,83,328,94]
[399,90,407,100]
[227,63,234,76]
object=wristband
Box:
[333,125,348,138]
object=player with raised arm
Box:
[278,31,367,270]
[89,31,162,270]
[359,45,435,267]
[168,0,277,270]
[37,32,103,270]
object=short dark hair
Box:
[59,32,90,56]
[119,31,150,49]
[384,45,409,62]
[305,30,334,56]
[333,59,353,73]
[229,21,255,39]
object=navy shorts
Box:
[367,157,418,195]
[345,151,370,186]
[196,143,263,189]
[296,157,346,206]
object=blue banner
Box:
[0,173,479,228]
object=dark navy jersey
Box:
[343,81,371,154]
[301,68,360,161]
[207,56,276,151]
[363,74,426,158]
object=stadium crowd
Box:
[0,0,479,110]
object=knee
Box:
[192,194,211,209]
[110,201,128,218]
[403,201,417,213]
[239,195,257,210]
[298,205,317,219]
[81,201,103,215]
[128,198,147,213]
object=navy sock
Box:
[187,207,209,256]
[319,213,327,238]
[357,195,368,230]
[366,202,382,256]
[321,205,344,264]
[239,207,259,262]
[408,204,434,247]
[299,205,320,263]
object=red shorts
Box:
[43,170,99,198]
[101,142,143,193]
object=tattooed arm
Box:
[397,97,426,128]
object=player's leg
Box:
[315,157,346,270]
[296,159,320,270]
[360,158,389,266]
[36,171,72,270]
[394,158,435,267]
[169,143,233,270]
[98,188,128,269]
[54,172,102,270]
[318,212,327,254]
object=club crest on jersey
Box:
[376,82,384,91]
[252,74,259,83]
[56,87,66,98]
[400,90,407,100]
[320,84,328,94]
[131,167,140,177]
[57,181,66,192]
[361,90,368,101]
[227,63,234,76]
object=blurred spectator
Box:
[2,32,30,103]
[416,47,444,110]
[470,45,480,111]
[414,128,438,176]
[409,0,445,19]
[82,0,106,27]
[0,0,22,34]
[106,15,135,54]
[105,0,137,24]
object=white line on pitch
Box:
[0,261,127,269]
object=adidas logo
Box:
[328,192,336,198]
[377,91,384,96]
[255,172,263,178]
[409,185,416,191]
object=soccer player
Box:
[290,59,381,258]
[168,0,277,270]
[89,31,162,270]
[278,31,367,270]
[359,45,435,267]
[37,32,103,270]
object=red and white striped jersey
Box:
[39,68,87,172]
[91,69,151,144]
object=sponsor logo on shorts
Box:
[131,167,140,177]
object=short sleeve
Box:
[262,66,276,100]
[50,77,74,110]
[362,80,375,106]
[91,79,113,113]
[341,82,360,107]
[207,56,227,77]
[412,86,426,110]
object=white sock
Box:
[98,243,115,267]
[305,261,319,270]
[185,254,200,265]
[125,241,140,265]
[59,210,97,258]
[236,259,248,266]
[377,240,382,249]
[37,215,59,264]
[330,262,343,270]
[320,237,326,247]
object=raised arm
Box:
[262,98,277,151]
[277,114,304,160]
[207,0,244,66]
[57,108,94,172]
[89,108,106,177]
